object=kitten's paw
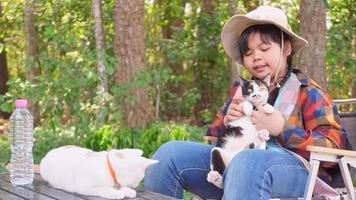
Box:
[207,171,224,189]
[207,171,219,183]
[263,104,275,114]
[258,129,270,141]
[243,102,253,116]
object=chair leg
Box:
[303,159,320,200]
[338,157,355,200]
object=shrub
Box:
[84,124,136,151]
[139,122,190,157]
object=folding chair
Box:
[302,98,356,200]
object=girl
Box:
[144,6,349,199]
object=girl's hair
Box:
[238,24,294,68]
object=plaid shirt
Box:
[207,68,349,182]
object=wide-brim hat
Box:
[221,6,308,64]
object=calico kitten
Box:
[207,74,274,189]
[40,145,158,199]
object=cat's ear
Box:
[141,158,159,168]
[238,76,247,85]
[261,73,271,86]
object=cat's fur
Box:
[40,145,158,199]
[207,74,274,189]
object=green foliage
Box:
[84,125,135,151]
[326,0,356,99]
[140,122,191,157]
[0,135,10,173]
[0,121,205,174]
[33,126,82,164]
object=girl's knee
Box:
[153,141,198,165]
[229,149,266,167]
[154,141,186,157]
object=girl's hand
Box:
[251,108,286,136]
[223,87,245,126]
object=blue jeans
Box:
[144,141,309,200]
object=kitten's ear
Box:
[238,76,247,85]
[262,73,271,86]
[141,158,159,168]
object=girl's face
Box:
[242,32,291,82]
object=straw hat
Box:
[221,6,308,64]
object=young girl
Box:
[144,6,349,199]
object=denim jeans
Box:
[144,141,309,200]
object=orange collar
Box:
[106,153,121,189]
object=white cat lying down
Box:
[40,145,158,199]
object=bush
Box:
[0,120,207,174]
[0,135,10,173]
[33,126,82,164]
[84,124,136,151]
[140,122,190,157]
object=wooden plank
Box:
[4,174,105,200]
[32,175,147,200]
[0,188,26,200]
[1,173,173,200]
[0,179,54,200]
[135,189,175,200]
[307,146,356,158]
[34,174,172,200]
[334,98,356,105]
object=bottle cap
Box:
[15,99,28,108]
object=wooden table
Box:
[0,173,174,200]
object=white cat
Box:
[39,145,158,199]
[207,74,274,189]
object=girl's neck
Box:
[269,68,291,90]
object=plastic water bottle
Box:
[9,99,34,185]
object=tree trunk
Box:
[229,0,241,82]
[25,0,41,126]
[114,0,155,128]
[93,0,109,128]
[298,0,327,90]
[0,39,10,119]
[93,0,108,92]
[0,5,10,119]
[352,33,356,98]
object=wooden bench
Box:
[0,172,173,200]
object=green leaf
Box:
[0,103,12,113]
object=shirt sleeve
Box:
[206,81,241,137]
[277,84,348,163]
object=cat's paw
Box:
[263,104,275,114]
[121,187,136,198]
[258,129,270,141]
[243,102,254,116]
[207,171,224,189]
[114,192,125,199]
[108,190,125,199]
